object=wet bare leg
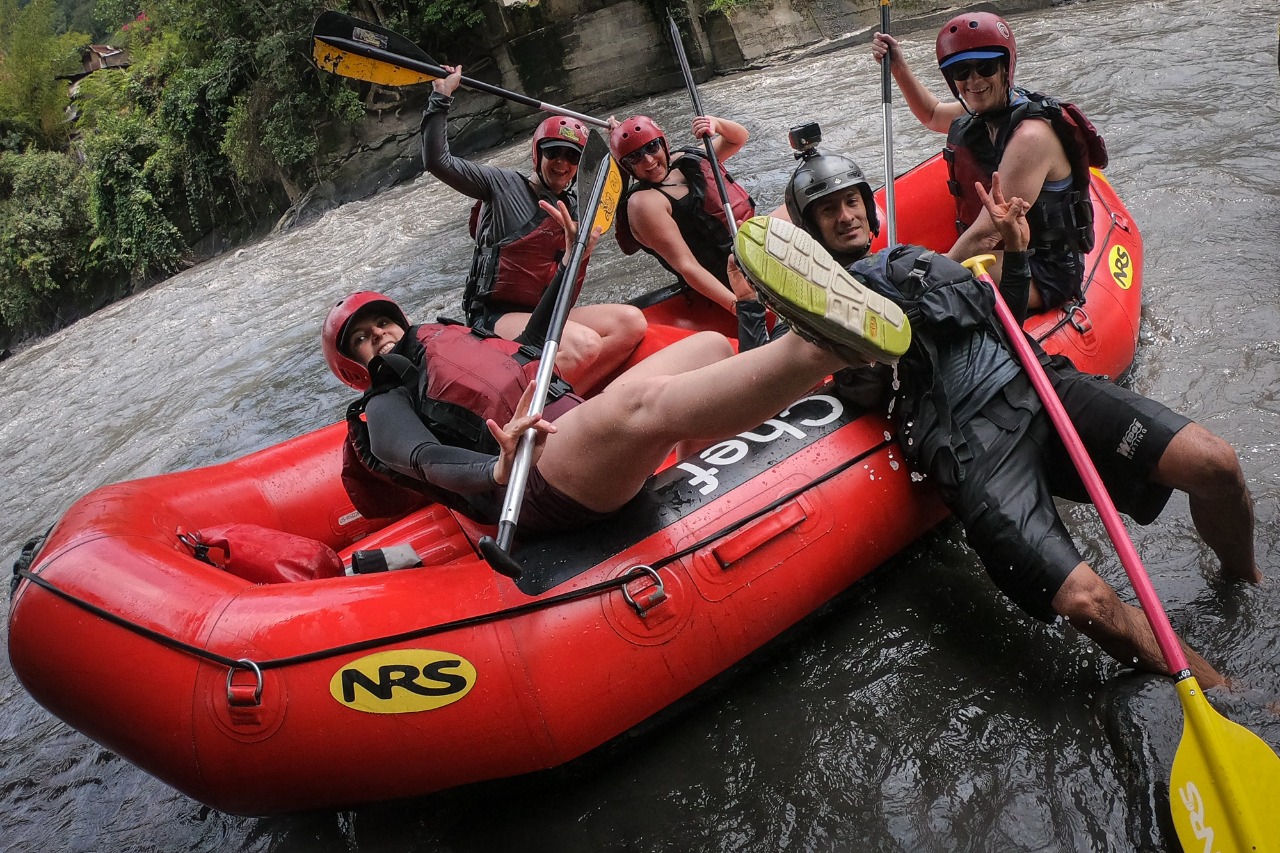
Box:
[1053,562,1224,687]
[1152,424,1260,583]
[539,333,845,513]
[494,307,647,394]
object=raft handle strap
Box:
[620,565,666,618]
[176,532,213,565]
[226,658,264,707]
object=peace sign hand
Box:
[487,381,557,486]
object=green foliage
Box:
[0,149,97,328]
[0,0,489,339]
[77,79,185,281]
[0,0,89,151]
[387,0,485,54]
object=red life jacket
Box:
[341,323,579,521]
[615,148,755,289]
[463,182,587,324]
[943,89,1107,255]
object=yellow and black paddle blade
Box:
[591,158,623,235]
[310,10,608,129]
[311,10,442,87]
[311,42,436,87]
[1169,677,1280,853]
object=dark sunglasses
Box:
[621,138,664,169]
[945,58,1003,81]
[539,145,582,165]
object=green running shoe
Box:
[734,216,911,364]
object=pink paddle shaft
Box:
[982,272,1191,677]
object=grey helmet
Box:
[784,152,879,238]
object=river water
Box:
[3,0,1279,849]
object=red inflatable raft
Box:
[8,155,1143,815]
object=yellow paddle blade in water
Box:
[1169,677,1280,853]
[312,39,437,87]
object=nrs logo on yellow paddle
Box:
[331,650,476,714]
[1177,781,1218,853]
[1109,245,1133,290]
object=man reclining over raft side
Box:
[739,138,1259,690]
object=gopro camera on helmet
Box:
[788,122,822,160]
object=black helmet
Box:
[784,152,879,238]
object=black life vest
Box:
[615,148,755,289]
[943,89,1107,256]
[341,323,579,521]
[849,246,1026,490]
[462,181,586,325]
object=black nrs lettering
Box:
[341,660,469,702]
[1112,246,1131,285]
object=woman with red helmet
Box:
[422,65,646,394]
[318,196,914,535]
[609,113,756,315]
[871,11,1104,311]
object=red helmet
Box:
[609,115,666,175]
[936,12,1016,98]
[531,115,588,175]
[322,291,410,391]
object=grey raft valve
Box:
[348,544,423,575]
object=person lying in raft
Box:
[422,64,646,392]
[749,142,1259,689]
[322,198,910,537]
[872,11,1107,310]
[609,114,756,316]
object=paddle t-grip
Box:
[478,534,523,579]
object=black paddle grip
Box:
[478,535,524,579]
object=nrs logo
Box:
[1177,781,1220,853]
[672,394,845,496]
[330,650,476,714]
[1109,245,1134,290]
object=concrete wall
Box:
[477,0,1056,90]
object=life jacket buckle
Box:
[514,343,543,364]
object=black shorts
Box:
[1029,249,1085,309]
[516,466,615,535]
[948,369,1192,622]
[469,301,528,334]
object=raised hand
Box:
[976,172,1031,253]
[487,381,556,486]
[539,199,601,256]
[871,32,900,65]
[432,64,462,97]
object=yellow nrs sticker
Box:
[1109,244,1134,290]
[330,649,476,714]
